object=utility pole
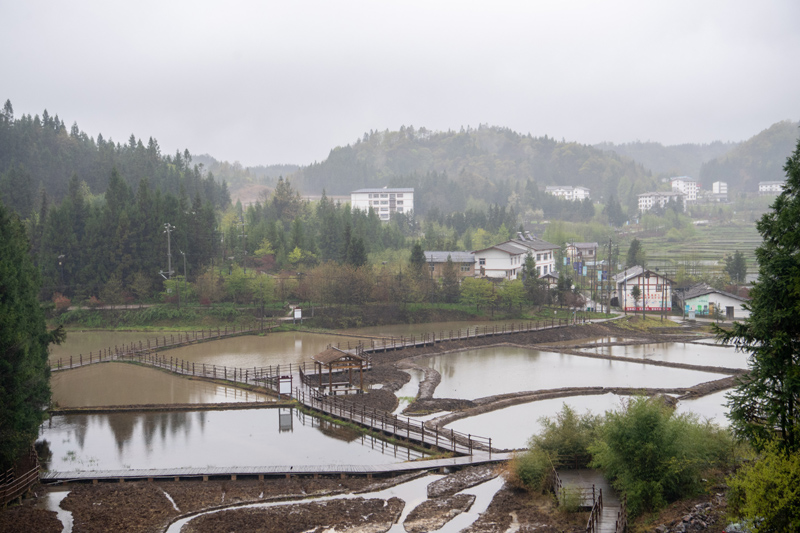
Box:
[180,250,187,304]
[237,216,247,274]
[161,223,177,308]
[163,223,175,279]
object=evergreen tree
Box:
[716,136,800,452]
[626,238,646,268]
[409,242,426,274]
[440,255,461,303]
[0,202,64,470]
[724,250,747,284]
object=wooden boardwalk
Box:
[557,469,624,533]
[293,386,494,455]
[40,452,512,484]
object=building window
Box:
[430,264,435,271]
[381,194,388,198]
[397,194,403,197]
[536,254,541,261]
[537,266,541,275]
[460,265,470,272]
[397,207,403,212]
[397,201,403,205]
[479,258,486,266]
[656,285,662,292]
[543,265,548,274]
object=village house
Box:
[350,187,414,221]
[758,181,784,195]
[564,242,598,265]
[670,176,698,203]
[544,185,590,201]
[611,266,672,312]
[472,233,559,280]
[423,251,475,280]
[637,191,684,212]
[680,283,750,320]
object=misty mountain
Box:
[288,125,656,214]
[192,154,300,190]
[699,120,799,192]
[0,100,229,217]
[593,140,739,179]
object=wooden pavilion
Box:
[311,347,367,395]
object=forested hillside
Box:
[699,120,799,191]
[289,125,657,215]
[594,140,738,178]
[0,100,229,217]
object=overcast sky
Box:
[2,0,798,167]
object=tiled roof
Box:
[424,251,475,263]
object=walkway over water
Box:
[41,452,512,484]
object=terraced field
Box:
[623,223,761,281]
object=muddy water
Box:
[38,408,424,473]
[49,330,183,364]
[34,488,73,532]
[163,331,363,368]
[581,342,748,369]
[51,363,271,407]
[416,346,727,400]
[445,393,627,450]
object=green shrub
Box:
[530,403,600,465]
[508,447,552,492]
[727,440,800,532]
[589,396,733,517]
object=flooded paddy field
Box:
[160,331,363,368]
[51,363,270,407]
[444,393,626,450]
[38,407,424,473]
[414,346,727,399]
[580,341,748,369]
[675,390,731,426]
[49,330,184,364]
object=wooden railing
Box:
[585,488,604,533]
[49,321,277,371]
[1,449,39,506]
[615,494,628,533]
[294,386,493,455]
[357,318,579,356]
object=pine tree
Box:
[0,202,64,470]
[440,255,461,303]
[716,135,800,452]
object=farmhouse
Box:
[681,283,750,320]
[611,266,672,312]
[544,185,590,201]
[423,251,475,280]
[472,234,559,280]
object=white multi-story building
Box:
[637,191,684,212]
[670,176,698,202]
[544,185,590,201]
[350,188,414,220]
[712,181,727,195]
[758,181,784,195]
[472,234,559,280]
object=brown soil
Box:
[185,496,405,533]
[0,499,62,533]
[460,485,588,533]
[403,493,475,532]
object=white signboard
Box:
[293,308,302,319]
